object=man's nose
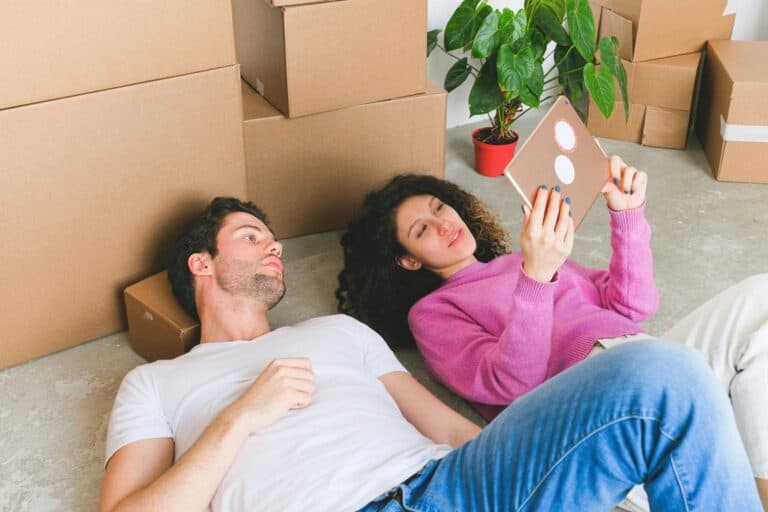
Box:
[268,240,283,257]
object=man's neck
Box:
[198,297,272,344]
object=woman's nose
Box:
[438,219,451,235]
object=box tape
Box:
[720,115,768,143]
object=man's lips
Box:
[262,256,283,273]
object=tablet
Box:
[503,96,609,229]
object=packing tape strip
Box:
[720,115,768,143]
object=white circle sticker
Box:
[554,155,575,184]
[554,120,576,152]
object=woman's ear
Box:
[397,255,422,272]
[188,252,213,276]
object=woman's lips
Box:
[448,228,462,247]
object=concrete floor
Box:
[1,112,766,511]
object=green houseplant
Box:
[428,0,628,176]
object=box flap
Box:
[242,81,283,121]
[599,9,634,61]
[642,106,689,148]
[125,272,198,330]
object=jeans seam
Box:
[518,414,679,511]
[669,454,691,512]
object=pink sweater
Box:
[408,205,659,420]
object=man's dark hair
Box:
[168,197,269,321]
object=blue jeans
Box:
[359,340,762,511]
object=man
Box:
[99,197,761,512]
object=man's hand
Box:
[520,185,574,283]
[228,358,315,433]
[601,155,648,212]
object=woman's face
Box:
[394,194,478,279]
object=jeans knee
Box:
[614,341,725,409]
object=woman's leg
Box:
[396,341,761,511]
[663,274,768,504]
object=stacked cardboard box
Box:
[0,2,247,369]
[696,40,768,184]
[586,0,735,148]
[125,0,447,361]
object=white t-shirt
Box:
[105,314,452,512]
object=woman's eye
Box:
[417,225,427,238]
[436,202,444,212]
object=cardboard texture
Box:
[0,1,236,110]
[587,52,702,149]
[232,0,427,118]
[589,0,734,62]
[125,272,200,362]
[696,40,768,184]
[0,66,247,370]
[242,80,447,239]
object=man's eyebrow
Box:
[407,197,437,238]
[234,224,264,232]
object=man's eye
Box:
[244,235,255,242]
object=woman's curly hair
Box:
[337,174,511,347]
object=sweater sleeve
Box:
[408,269,556,406]
[578,203,659,322]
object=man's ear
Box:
[397,255,422,272]
[188,253,212,276]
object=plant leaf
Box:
[472,10,500,58]
[497,43,535,94]
[599,36,628,120]
[526,27,548,60]
[567,0,596,62]
[444,0,482,51]
[583,62,615,118]
[533,4,570,46]
[427,29,440,57]
[519,62,545,107]
[444,58,472,91]
[469,56,505,116]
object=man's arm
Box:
[380,371,482,448]
[99,358,315,512]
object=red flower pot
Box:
[472,128,519,177]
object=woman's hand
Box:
[520,186,574,283]
[601,155,648,211]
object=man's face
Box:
[209,211,285,309]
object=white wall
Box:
[428,0,768,128]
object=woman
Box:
[337,156,768,509]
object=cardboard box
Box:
[0,66,246,370]
[696,40,768,184]
[232,0,427,118]
[587,52,702,149]
[589,0,734,62]
[242,80,447,239]
[125,272,200,361]
[0,1,236,110]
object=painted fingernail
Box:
[569,210,573,217]
[554,185,561,192]
[540,184,548,190]
[565,196,571,204]
[521,204,526,215]
[630,190,635,195]
[613,178,620,186]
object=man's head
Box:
[168,197,285,320]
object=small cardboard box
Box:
[589,0,734,62]
[696,40,768,184]
[0,1,236,110]
[231,0,427,118]
[587,52,702,149]
[125,272,200,362]
[242,80,447,239]
[0,66,246,370]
